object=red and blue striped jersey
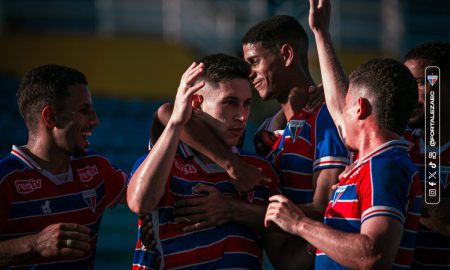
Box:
[132,143,279,270]
[405,128,450,270]
[268,106,349,204]
[0,146,127,269]
[315,140,423,270]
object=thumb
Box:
[192,184,216,194]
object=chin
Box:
[72,147,88,157]
[408,115,424,129]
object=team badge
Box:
[427,75,438,86]
[288,120,305,144]
[331,185,347,206]
[15,178,42,194]
[82,189,97,213]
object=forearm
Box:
[0,235,36,267]
[230,200,266,230]
[296,217,384,269]
[158,103,239,171]
[263,232,313,270]
[127,120,183,215]
[313,31,348,128]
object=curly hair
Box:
[17,64,87,130]
[349,58,418,135]
[196,53,250,88]
[242,15,309,70]
[404,42,450,73]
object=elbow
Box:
[357,252,392,270]
[126,187,157,216]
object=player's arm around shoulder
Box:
[127,62,205,215]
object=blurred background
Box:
[0,0,449,269]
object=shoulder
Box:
[0,155,27,184]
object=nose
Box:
[248,67,256,81]
[90,110,100,127]
[235,105,249,123]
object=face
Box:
[199,78,252,146]
[53,84,99,157]
[404,58,430,129]
[243,42,287,101]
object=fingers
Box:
[59,223,90,234]
[268,194,288,203]
[174,214,204,224]
[173,205,203,217]
[182,221,211,233]
[192,183,217,194]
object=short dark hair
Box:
[196,53,250,87]
[349,58,418,135]
[404,42,450,73]
[242,15,309,70]
[17,64,87,130]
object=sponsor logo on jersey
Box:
[82,189,97,213]
[15,178,42,194]
[174,160,197,174]
[78,165,99,182]
[41,200,51,214]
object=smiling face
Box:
[404,58,430,129]
[243,42,288,101]
[53,84,99,157]
[199,78,252,147]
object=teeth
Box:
[81,132,92,137]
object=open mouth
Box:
[80,131,92,147]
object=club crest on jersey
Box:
[288,120,305,143]
[331,185,347,206]
[78,165,99,182]
[82,189,97,213]
[174,160,197,174]
[15,178,42,194]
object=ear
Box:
[280,44,294,67]
[356,97,371,119]
[191,94,204,113]
[41,105,57,128]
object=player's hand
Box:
[173,184,232,232]
[139,215,156,249]
[264,195,305,235]
[31,223,91,258]
[309,0,331,34]
[171,62,205,126]
[227,157,272,196]
[305,84,324,113]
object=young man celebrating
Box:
[264,0,423,269]
[0,64,128,269]
[127,54,279,269]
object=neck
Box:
[355,126,401,159]
[279,76,315,120]
[25,134,70,174]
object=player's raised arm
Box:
[309,0,348,139]
[127,62,205,215]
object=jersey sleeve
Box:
[359,157,414,224]
[99,158,128,209]
[312,106,349,171]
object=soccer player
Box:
[0,64,128,269]
[263,0,423,269]
[127,54,280,269]
[403,42,450,269]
